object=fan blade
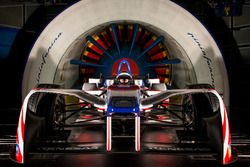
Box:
[70,59,105,68]
[144,58,181,67]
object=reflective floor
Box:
[1,119,250,167]
[1,153,250,167]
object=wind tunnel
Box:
[70,23,178,84]
[22,0,229,107]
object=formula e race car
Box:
[11,60,235,165]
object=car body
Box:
[12,61,235,165]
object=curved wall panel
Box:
[22,0,229,106]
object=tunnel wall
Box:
[22,0,229,106]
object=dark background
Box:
[0,1,250,166]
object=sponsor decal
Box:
[187,32,215,87]
[36,32,63,83]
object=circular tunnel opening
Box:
[22,0,229,107]
[54,22,196,89]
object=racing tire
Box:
[27,84,64,136]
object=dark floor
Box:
[1,153,250,167]
[1,123,250,167]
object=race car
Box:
[11,60,235,165]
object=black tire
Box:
[27,84,64,135]
[27,84,60,113]
[179,84,215,133]
[24,84,64,161]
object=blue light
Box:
[117,59,132,76]
[107,105,140,115]
[15,144,19,155]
